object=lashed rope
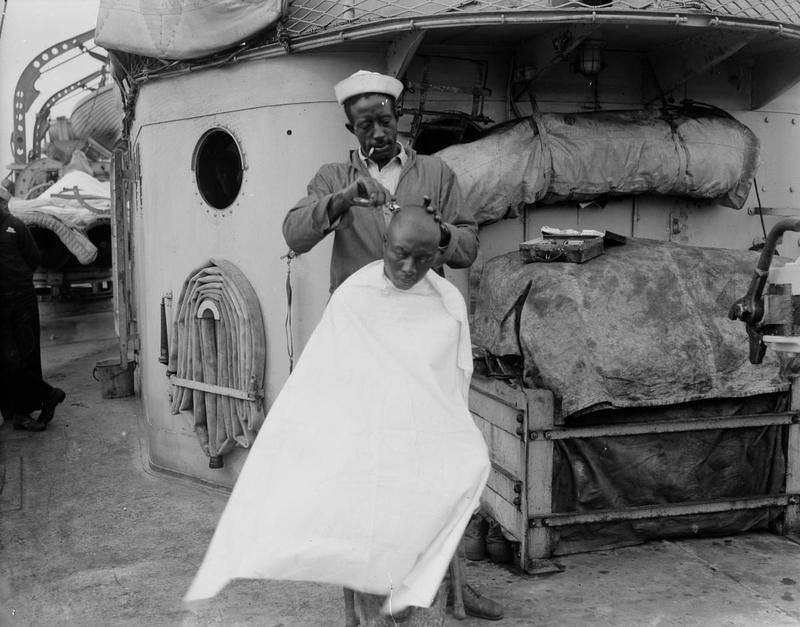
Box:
[168,259,266,466]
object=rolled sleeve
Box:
[283,168,349,253]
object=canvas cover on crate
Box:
[473,238,792,553]
[95,0,286,59]
[551,393,787,554]
[472,237,789,418]
[436,110,759,226]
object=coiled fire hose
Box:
[167,259,266,468]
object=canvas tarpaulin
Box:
[95,0,286,60]
[473,238,790,551]
[551,394,788,554]
[472,237,788,418]
[185,261,489,612]
[436,110,759,225]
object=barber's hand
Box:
[422,196,451,248]
[347,177,389,208]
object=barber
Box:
[282,70,501,621]
[283,69,478,293]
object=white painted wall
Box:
[128,41,800,486]
[130,49,395,484]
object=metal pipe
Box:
[746,207,800,217]
[532,412,797,440]
[729,218,800,325]
[530,494,798,527]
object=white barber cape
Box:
[185,260,490,612]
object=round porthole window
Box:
[193,128,243,209]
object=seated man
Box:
[186,205,491,621]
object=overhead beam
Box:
[646,30,756,102]
[386,30,425,78]
[751,47,800,110]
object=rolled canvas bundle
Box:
[436,109,760,225]
[95,0,286,59]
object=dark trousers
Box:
[0,289,53,416]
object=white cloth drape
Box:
[185,261,489,612]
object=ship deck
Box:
[1,304,799,625]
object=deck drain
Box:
[0,455,23,513]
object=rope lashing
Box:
[281,250,296,373]
[168,259,266,468]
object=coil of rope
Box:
[168,258,266,468]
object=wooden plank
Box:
[787,384,800,533]
[169,375,257,401]
[471,411,492,445]
[525,387,555,559]
[471,378,554,569]
[528,387,557,427]
[472,404,529,570]
[469,374,527,410]
[482,485,524,545]
[486,424,525,481]
[469,388,525,437]
[487,464,523,508]
[471,410,526,485]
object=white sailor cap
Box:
[334,70,404,105]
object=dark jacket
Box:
[283,148,478,291]
[0,208,40,295]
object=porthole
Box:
[192,128,244,210]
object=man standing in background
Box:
[0,183,65,431]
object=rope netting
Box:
[284,0,800,37]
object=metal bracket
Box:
[386,30,425,78]
[529,494,800,528]
[528,412,798,441]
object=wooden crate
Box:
[470,374,800,573]
[469,374,556,573]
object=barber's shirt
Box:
[358,143,407,227]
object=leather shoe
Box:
[13,413,46,432]
[462,584,504,621]
[39,387,66,425]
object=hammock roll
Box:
[17,211,99,266]
[168,259,267,467]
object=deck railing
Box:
[283,0,800,38]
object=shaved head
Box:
[383,205,441,290]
